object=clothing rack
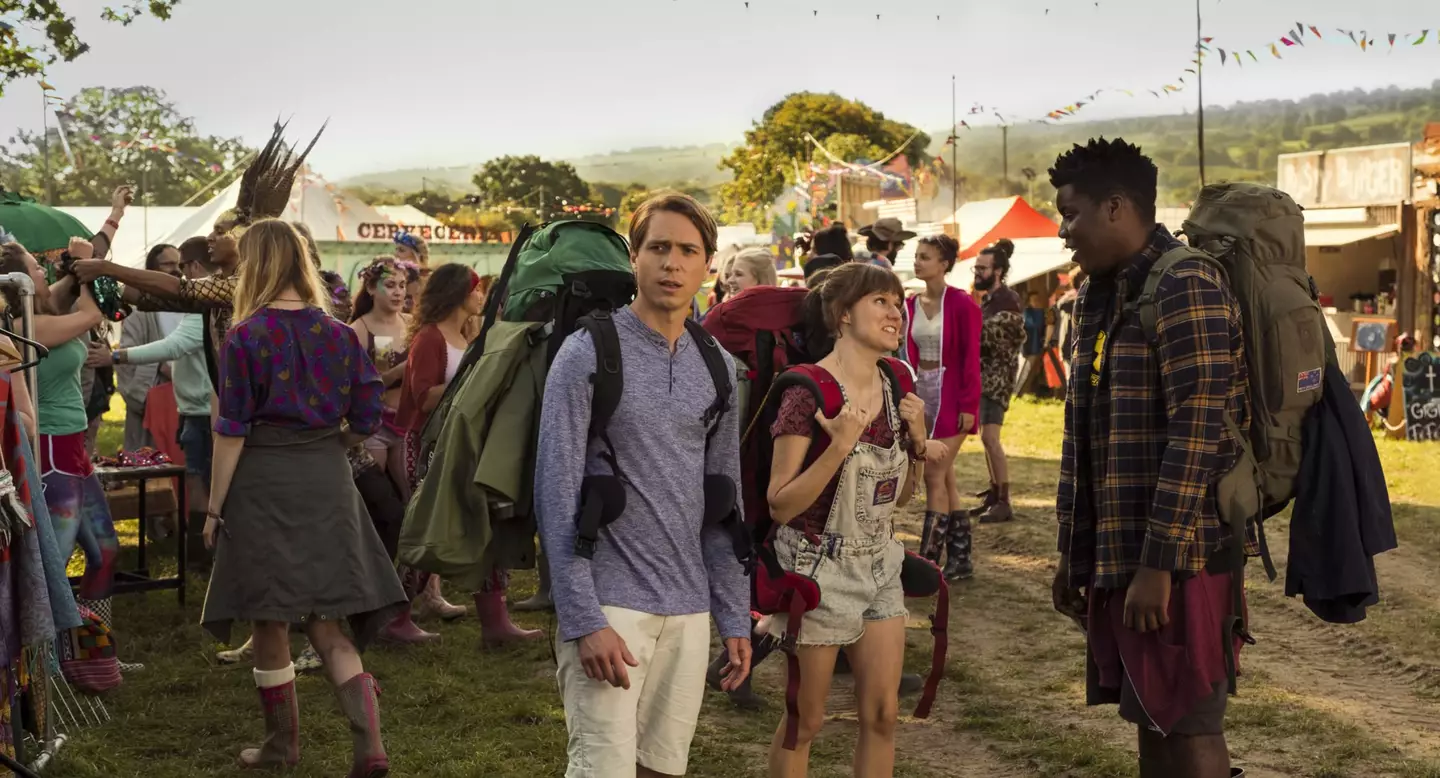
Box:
[0,272,66,775]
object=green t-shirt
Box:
[37,337,88,435]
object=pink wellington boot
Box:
[238,665,300,769]
[377,604,439,645]
[336,673,388,778]
[475,571,542,648]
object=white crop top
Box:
[444,343,465,383]
[911,301,943,362]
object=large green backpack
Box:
[416,220,637,477]
[1135,183,1332,579]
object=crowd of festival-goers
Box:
[0,130,1253,778]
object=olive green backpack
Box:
[1134,183,1334,582]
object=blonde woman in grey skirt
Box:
[202,219,406,777]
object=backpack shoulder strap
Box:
[878,356,916,439]
[576,312,625,478]
[1133,246,1222,347]
[685,318,731,445]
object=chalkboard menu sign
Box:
[1401,352,1440,442]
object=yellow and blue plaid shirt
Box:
[1057,226,1253,590]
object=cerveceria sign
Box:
[356,222,504,242]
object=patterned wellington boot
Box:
[942,512,975,581]
[238,665,300,769]
[336,673,388,778]
[413,575,467,621]
[919,510,943,560]
[923,511,952,564]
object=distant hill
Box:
[338,143,735,194]
[936,81,1440,206]
[340,82,1440,209]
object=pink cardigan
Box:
[905,286,982,438]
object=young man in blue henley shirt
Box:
[536,192,751,778]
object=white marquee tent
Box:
[61,169,392,267]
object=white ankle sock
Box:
[253,663,296,689]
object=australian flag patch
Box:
[1297,368,1322,393]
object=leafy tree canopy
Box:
[0,1,179,98]
[1,85,249,206]
[472,154,591,223]
[719,92,930,223]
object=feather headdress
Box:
[225,120,326,228]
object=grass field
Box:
[51,396,1440,777]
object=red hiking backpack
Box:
[747,357,950,750]
[702,285,814,526]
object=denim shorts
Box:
[178,415,213,481]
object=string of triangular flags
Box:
[1210,22,1440,65]
[1042,43,1210,122]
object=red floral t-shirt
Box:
[770,385,898,536]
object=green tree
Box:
[1,85,250,205]
[472,154,591,222]
[0,1,180,98]
[718,92,930,222]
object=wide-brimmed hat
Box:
[858,217,917,243]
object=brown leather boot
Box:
[238,666,299,769]
[979,483,1015,524]
[336,673,388,778]
[968,484,998,517]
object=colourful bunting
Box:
[1270,43,1281,58]
[1248,50,1258,61]
[1416,30,1429,45]
[1388,33,1396,48]
[1281,36,1296,47]
[1310,26,1322,39]
[1220,48,1228,64]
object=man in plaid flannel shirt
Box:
[1049,138,1251,778]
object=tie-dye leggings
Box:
[39,436,118,600]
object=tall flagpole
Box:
[1196,0,1206,188]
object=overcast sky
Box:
[1,0,1437,178]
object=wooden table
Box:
[75,464,189,605]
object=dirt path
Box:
[890,488,1440,777]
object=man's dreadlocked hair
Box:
[1047,137,1158,223]
[229,120,326,226]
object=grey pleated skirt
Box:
[200,425,407,650]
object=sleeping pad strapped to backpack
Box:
[704,287,949,750]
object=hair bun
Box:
[990,238,1015,261]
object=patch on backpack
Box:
[872,477,899,506]
[1297,368,1322,393]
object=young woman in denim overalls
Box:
[765,262,945,777]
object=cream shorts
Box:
[766,531,908,647]
[556,606,711,777]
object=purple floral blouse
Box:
[215,306,384,438]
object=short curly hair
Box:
[1048,137,1158,223]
